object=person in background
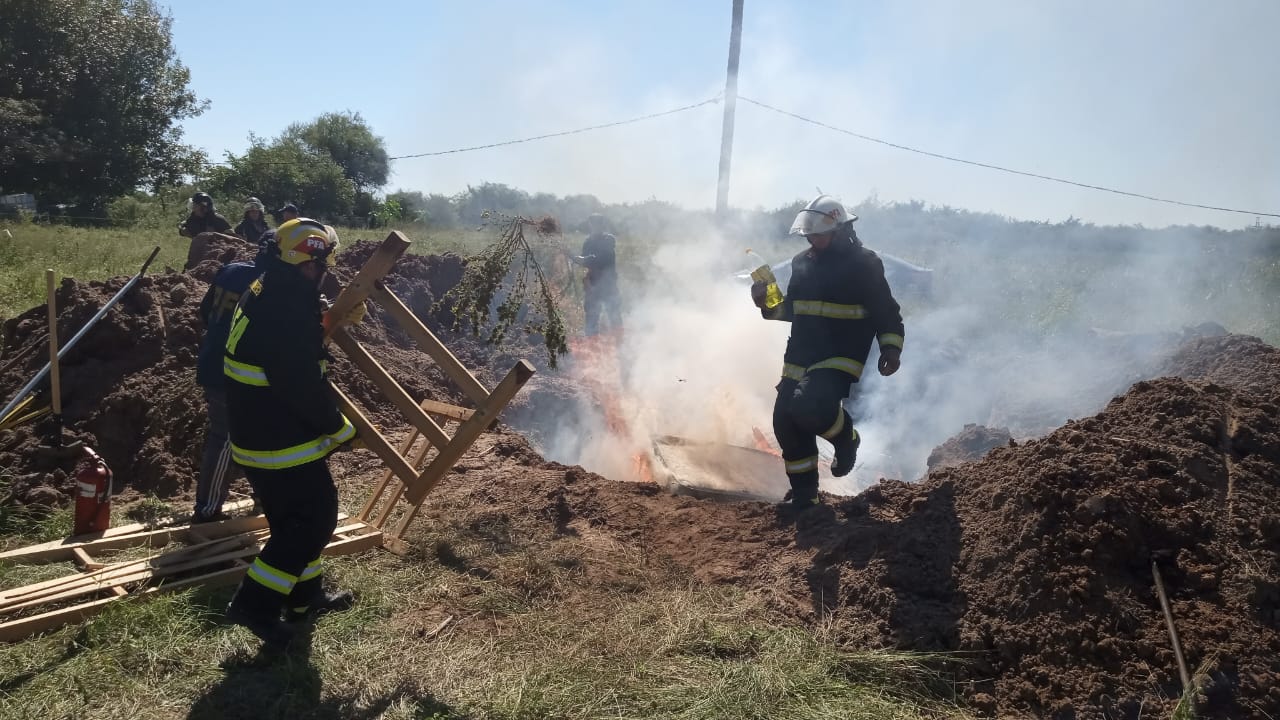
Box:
[275,202,300,225]
[191,237,271,523]
[573,213,623,336]
[178,192,232,238]
[235,198,271,244]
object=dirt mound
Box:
[1,272,212,505]
[184,232,259,282]
[414,361,1280,718]
[926,423,1013,471]
[0,241,498,508]
[1164,333,1280,399]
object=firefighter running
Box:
[752,195,905,509]
[222,218,360,649]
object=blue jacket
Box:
[197,261,263,388]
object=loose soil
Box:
[927,424,1014,471]
[1,237,1277,719]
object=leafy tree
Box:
[205,136,354,219]
[0,0,207,207]
[285,111,389,194]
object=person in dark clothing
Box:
[223,218,359,649]
[192,240,271,523]
[752,195,905,509]
[234,198,271,244]
[573,213,622,336]
[179,192,233,238]
[274,202,300,225]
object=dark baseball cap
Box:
[276,203,299,214]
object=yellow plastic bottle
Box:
[746,249,784,309]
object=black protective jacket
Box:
[223,257,354,469]
[180,211,232,237]
[580,232,618,287]
[763,232,905,382]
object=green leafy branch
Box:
[440,213,569,368]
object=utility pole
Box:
[715,0,744,220]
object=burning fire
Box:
[632,452,655,484]
[752,426,781,456]
[568,333,655,484]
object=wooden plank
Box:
[71,548,103,571]
[0,510,266,565]
[0,569,243,642]
[396,360,535,531]
[371,283,491,405]
[359,430,420,523]
[2,522,374,614]
[0,499,256,564]
[372,430,438,529]
[0,526,381,642]
[2,514,357,604]
[332,329,451,449]
[1,542,263,614]
[324,232,411,341]
[1,535,262,607]
[418,399,477,424]
[332,385,419,487]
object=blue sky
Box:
[167,1,1279,228]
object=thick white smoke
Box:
[517,202,1273,496]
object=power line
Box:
[739,95,1280,219]
[388,96,722,160]
[188,96,721,168]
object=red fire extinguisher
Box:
[73,446,113,535]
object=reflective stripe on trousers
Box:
[784,455,818,475]
[247,557,298,595]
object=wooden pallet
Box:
[322,231,535,553]
[0,500,381,641]
[0,230,535,640]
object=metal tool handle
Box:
[46,269,61,417]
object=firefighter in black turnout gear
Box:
[752,195,904,509]
[223,218,358,649]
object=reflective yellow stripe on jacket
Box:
[231,415,356,470]
[781,356,865,382]
[878,333,904,350]
[224,358,329,387]
[792,300,867,320]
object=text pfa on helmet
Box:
[788,195,857,236]
[275,218,339,267]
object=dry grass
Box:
[0,492,971,720]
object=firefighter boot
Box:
[226,579,296,650]
[830,423,860,478]
[285,588,356,624]
[784,474,821,510]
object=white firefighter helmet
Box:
[788,195,857,236]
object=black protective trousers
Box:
[231,458,339,620]
[773,369,855,501]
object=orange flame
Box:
[569,333,657,484]
[632,452,655,484]
[752,427,781,457]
